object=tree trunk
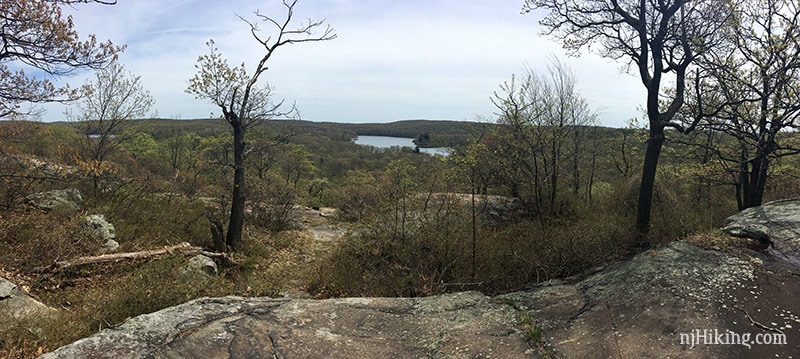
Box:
[752,157,769,207]
[549,131,559,212]
[587,146,596,206]
[736,146,749,211]
[208,215,226,252]
[635,126,665,242]
[226,120,247,251]
[573,126,581,196]
[470,177,477,280]
[742,155,769,210]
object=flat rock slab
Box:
[500,241,800,358]
[40,291,534,359]
[39,241,800,358]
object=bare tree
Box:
[524,0,733,242]
[686,0,800,210]
[0,0,121,119]
[186,0,335,251]
[68,61,154,194]
[491,58,596,216]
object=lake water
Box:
[353,135,449,156]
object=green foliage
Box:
[334,169,383,222]
[277,143,315,189]
[121,131,158,159]
[516,310,544,345]
[310,201,637,297]
[186,40,248,109]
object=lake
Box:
[353,136,449,156]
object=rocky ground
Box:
[7,199,800,358]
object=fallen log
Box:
[31,242,227,273]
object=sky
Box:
[37,0,645,127]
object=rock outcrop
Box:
[1,277,54,320]
[39,200,800,358]
[500,241,800,358]
[26,188,83,212]
[723,197,800,259]
[39,291,533,359]
[39,240,800,358]
[83,214,119,253]
[180,254,218,277]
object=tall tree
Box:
[524,0,732,242]
[686,0,800,210]
[187,0,335,251]
[0,0,121,119]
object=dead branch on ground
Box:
[31,242,227,273]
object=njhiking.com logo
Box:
[679,329,787,349]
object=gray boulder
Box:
[102,239,120,254]
[1,277,54,319]
[180,254,218,277]
[26,188,82,212]
[83,214,118,253]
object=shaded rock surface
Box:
[39,291,533,359]
[501,241,800,358]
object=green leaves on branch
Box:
[186,40,248,111]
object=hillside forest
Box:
[3,0,800,357]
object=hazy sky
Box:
[38,0,644,127]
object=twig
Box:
[733,305,785,335]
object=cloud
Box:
[38,0,643,127]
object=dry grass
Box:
[0,194,316,359]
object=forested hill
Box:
[52,118,493,148]
[48,118,629,149]
[334,120,487,148]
